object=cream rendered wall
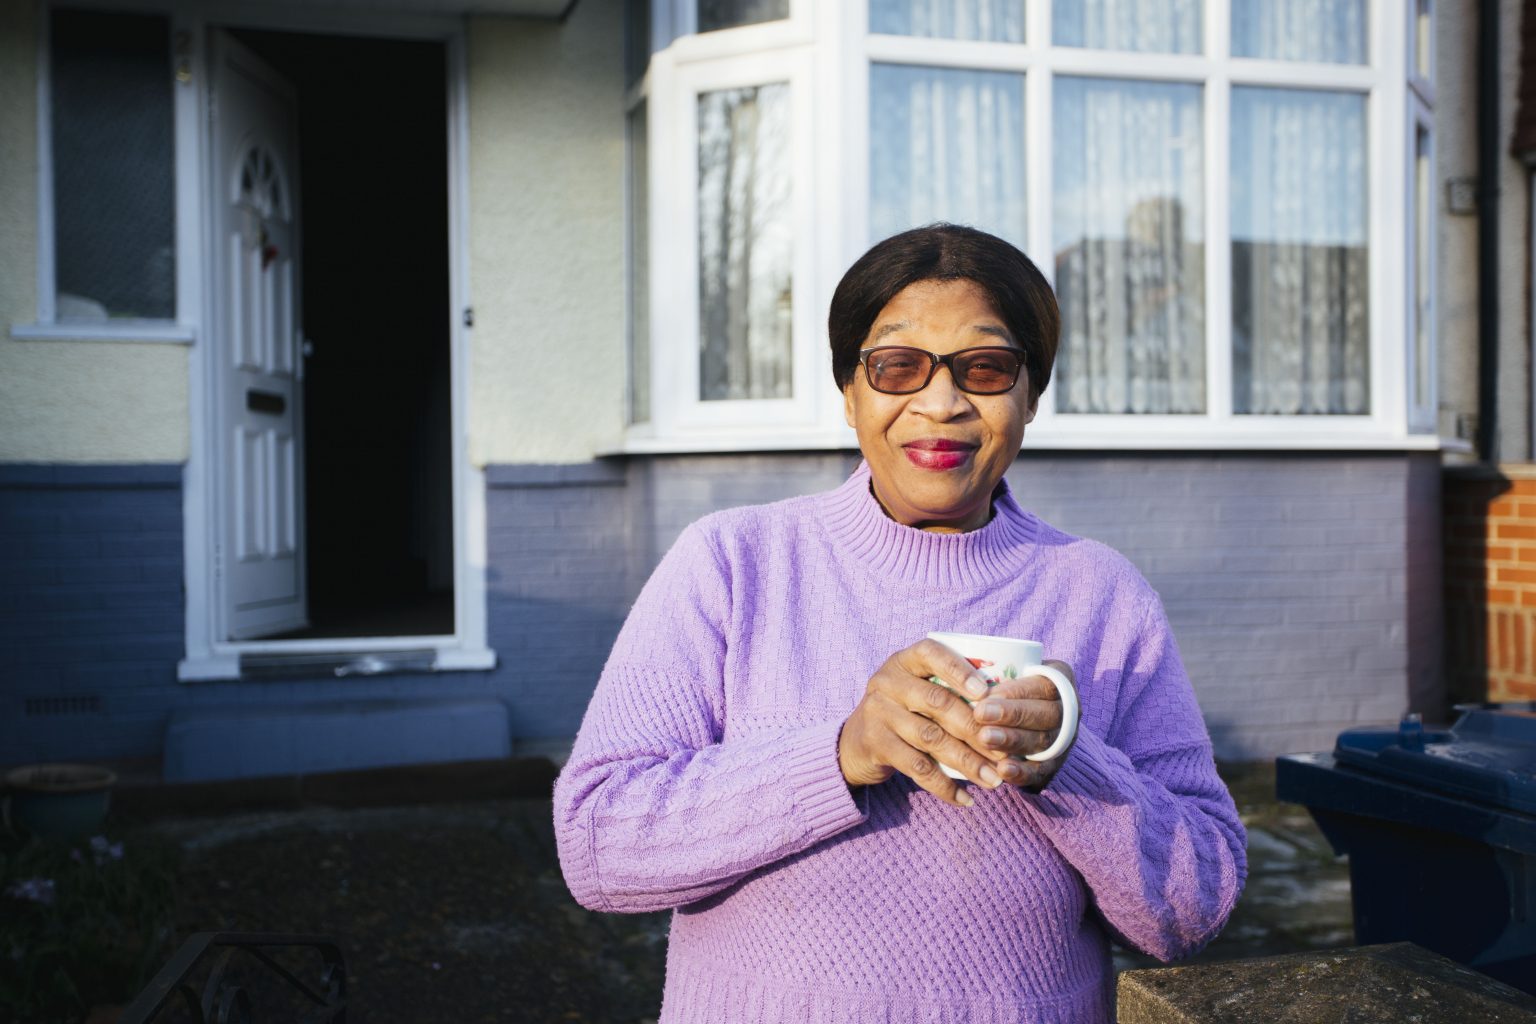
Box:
[466,3,627,467]
[1436,0,1533,462]
[1437,2,1479,450]
[1496,0,1531,462]
[0,3,190,464]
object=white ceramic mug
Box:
[925,631,1081,780]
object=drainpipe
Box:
[1477,0,1501,463]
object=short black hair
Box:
[828,224,1059,402]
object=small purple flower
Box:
[6,877,56,906]
[88,835,124,863]
[70,848,84,864]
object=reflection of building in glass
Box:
[1231,240,1369,415]
[1054,196,1206,415]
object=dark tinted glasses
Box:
[856,345,1025,396]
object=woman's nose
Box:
[908,365,973,418]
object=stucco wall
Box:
[466,5,627,467]
[1437,0,1532,460]
[0,3,191,464]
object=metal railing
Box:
[118,932,346,1024]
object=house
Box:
[1,0,1527,781]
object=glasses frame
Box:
[856,345,1026,396]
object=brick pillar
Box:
[1444,465,1536,703]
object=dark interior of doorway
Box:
[234,28,454,639]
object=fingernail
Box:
[963,675,989,700]
[977,702,1002,724]
[979,765,1002,788]
[999,760,1023,782]
[955,788,975,806]
[981,727,1006,746]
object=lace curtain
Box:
[1052,0,1201,53]
[1053,78,1205,414]
[869,0,1024,42]
[1231,87,1369,415]
[869,64,1027,250]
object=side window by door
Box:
[48,9,176,324]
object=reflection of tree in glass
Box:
[697,84,793,402]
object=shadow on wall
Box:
[1443,466,1514,709]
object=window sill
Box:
[11,321,195,343]
[178,640,497,682]
[610,427,1460,457]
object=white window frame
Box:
[627,0,1442,453]
[14,0,198,343]
[627,0,855,451]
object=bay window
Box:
[625,0,1433,450]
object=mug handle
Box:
[1018,663,1079,762]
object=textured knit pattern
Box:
[553,463,1247,1024]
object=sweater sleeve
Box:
[552,521,868,915]
[1021,594,1248,962]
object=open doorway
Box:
[230,28,454,639]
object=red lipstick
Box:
[903,439,976,471]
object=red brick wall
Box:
[1445,468,1536,702]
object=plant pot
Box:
[4,763,118,840]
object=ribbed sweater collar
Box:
[817,461,1040,589]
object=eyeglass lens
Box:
[863,346,1022,395]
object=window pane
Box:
[628,104,651,424]
[1231,88,1369,415]
[1052,0,1201,54]
[51,10,175,321]
[698,83,793,401]
[869,64,1026,250]
[1053,78,1204,414]
[698,0,788,33]
[1415,0,1432,80]
[1231,0,1366,64]
[870,1,1024,43]
[1414,125,1432,413]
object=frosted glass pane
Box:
[1053,0,1201,54]
[51,10,175,321]
[698,0,788,32]
[698,83,793,402]
[1232,0,1366,64]
[869,64,1026,250]
[1231,88,1369,415]
[1054,78,1205,414]
[870,0,1025,43]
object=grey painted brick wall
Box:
[1,452,1439,772]
[0,465,186,763]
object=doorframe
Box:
[178,6,493,680]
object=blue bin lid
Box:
[1334,703,1536,816]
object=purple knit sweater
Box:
[553,463,1246,1023]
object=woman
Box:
[554,225,1246,1023]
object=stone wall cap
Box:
[1116,943,1536,1024]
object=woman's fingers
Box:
[896,639,992,701]
[887,705,1005,792]
[975,724,1055,757]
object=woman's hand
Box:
[971,660,1076,791]
[838,639,1012,806]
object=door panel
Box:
[213,30,307,640]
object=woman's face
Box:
[843,278,1036,534]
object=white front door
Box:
[211,31,307,640]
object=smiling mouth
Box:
[903,440,977,470]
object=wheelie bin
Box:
[1276,702,1536,995]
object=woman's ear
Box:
[843,383,858,428]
